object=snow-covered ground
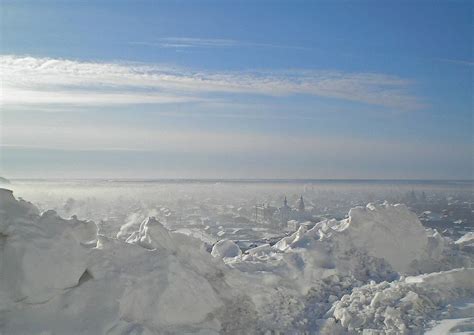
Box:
[425,300,474,334]
[1,181,473,334]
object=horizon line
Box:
[5,178,473,183]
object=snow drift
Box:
[337,203,428,272]
[0,188,97,304]
[232,203,449,294]
[0,188,255,334]
[1,188,473,334]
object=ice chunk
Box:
[456,232,474,247]
[0,190,97,303]
[126,217,175,251]
[339,203,428,272]
[211,239,242,259]
[120,261,224,329]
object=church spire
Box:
[298,195,305,212]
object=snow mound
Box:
[274,225,309,251]
[116,210,159,241]
[0,188,39,225]
[1,191,472,334]
[0,190,256,334]
[234,202,429,292]
[281,202,430,273]
[336,203,428,273]
[125,216,175,250]
[0,188,97,304]
[211,239,242,259]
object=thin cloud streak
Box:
[435,58,474,67]
[1,88,205,105]
[1,55,425,110]
[131,37,310,50]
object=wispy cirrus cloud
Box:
[132,37,238,48]
[0,55,426,110]
[435,58,474,67]
[131,37,310,50]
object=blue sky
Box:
[0,0,472,179]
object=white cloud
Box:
[0,55,425,110]
[1,88,204,105]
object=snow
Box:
[425,300,474,334]
[1,188,265,334]
[456,232,474,247]
[323,268,474,333]
[340,203,428,273]
[0,188,96,304]
[0,177,10,185]
[125,216,175,251]
[1,188,473,334]
[232,203,435,294]
[211,239,242,259]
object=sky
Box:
[0,0,472,179]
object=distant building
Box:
[297,195,305,212]
[279,196,291,225]
[276,195,314,226]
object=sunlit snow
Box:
[0,180,473,334]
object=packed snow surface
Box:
[1,188,473,334]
